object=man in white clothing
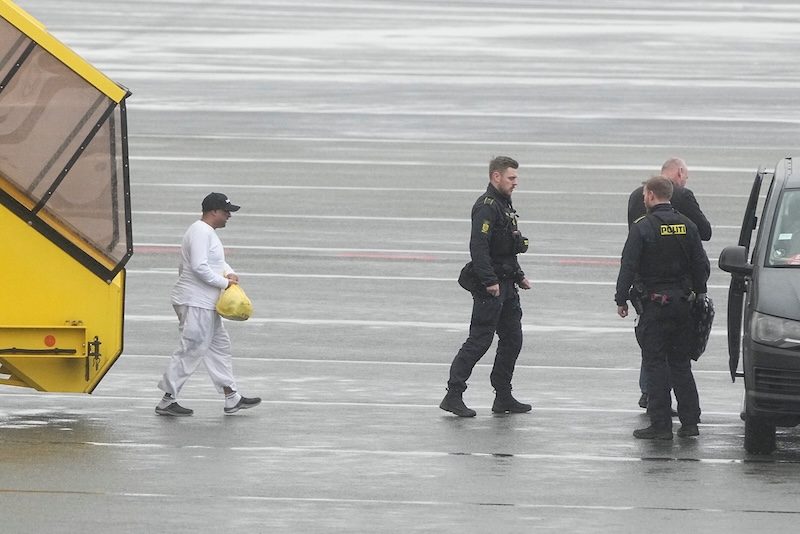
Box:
[155,192,261,416]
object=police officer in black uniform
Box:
[440,156,532,417]
[616,175,709,439]
[627,158,712,410]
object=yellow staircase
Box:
[0,0,132,392]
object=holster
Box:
[628,281,645,315]
[458,262,483,292]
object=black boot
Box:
[492,391,532,414]
[439,389,476,417]
[633,424,673,440]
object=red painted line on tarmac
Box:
[339,252,436,261]
[558,258,619,266]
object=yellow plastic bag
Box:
[215,284,253,321]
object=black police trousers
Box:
[635,293,701,429]
[447,279,523,393]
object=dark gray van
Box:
[720,157,800,454]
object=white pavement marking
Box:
[114,354,733,376]
[130,210,743,229]
[132,183,756,200]
[129,133,798,152]
[124,268,732,290]
[130,244,462,255]
[129,158,755,173]
[125,244,613,260]
[78,442,756,467]
[126,100,800,123]
[124,314,627,331]
[128,269,469,283]
[6,488,795,513]
[123,314,729,336]
[0,394,740,416]
[126,269,620,284]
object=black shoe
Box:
[492,394,532,414]
[224,396,262,414]
[633,425,673,440]
[439,392,476,417]
[677,424,699,437]
[155,402,193,417]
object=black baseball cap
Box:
[202,192,240,212]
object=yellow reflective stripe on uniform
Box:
[660,224,687,236]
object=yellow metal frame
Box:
[0,174,117,272]
[0,206,125,392]
[0,325,87,359]
[0,0,130,393]
[0,0,126,103]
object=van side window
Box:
[769,190,800,266]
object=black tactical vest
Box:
[638,210,691,291]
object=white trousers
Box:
[158,305,238,397]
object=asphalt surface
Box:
[2,1,800,532]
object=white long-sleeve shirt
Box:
[171,220,234,309]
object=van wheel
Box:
[744,416,776,454]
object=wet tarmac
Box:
[3,0,800,532]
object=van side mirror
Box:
[719,245,753,276]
